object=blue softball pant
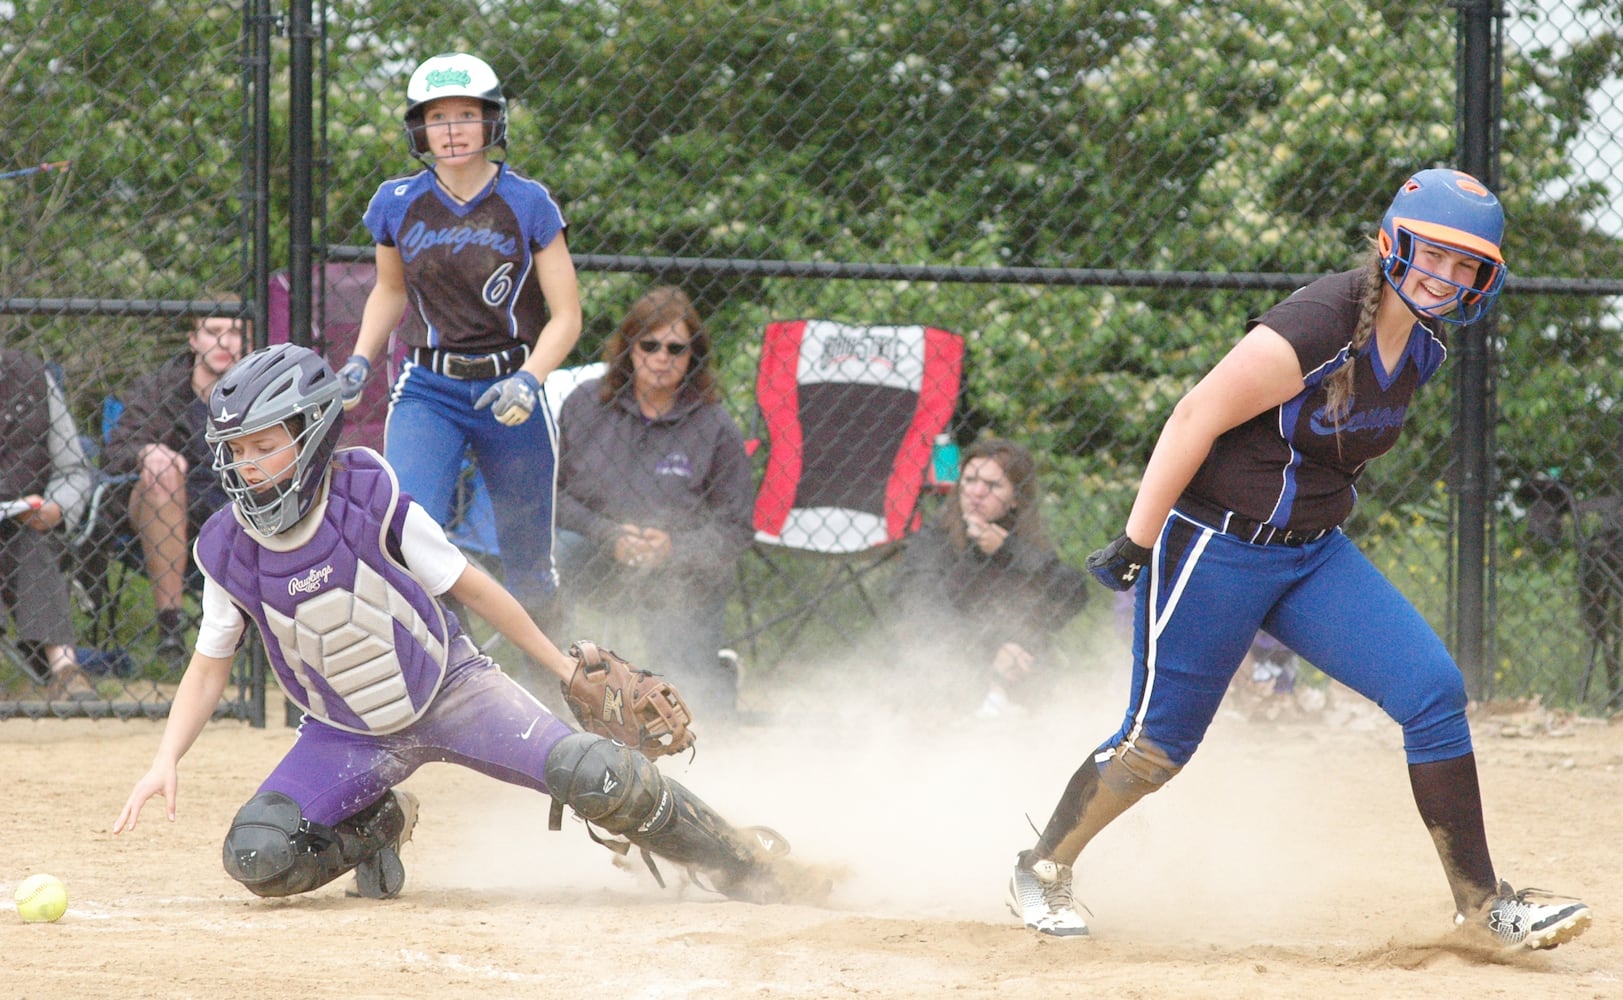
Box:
[1107,508,1473,769]
[385,362,559,609]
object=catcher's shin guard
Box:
[544,732,786,901]
[222,790,414,898]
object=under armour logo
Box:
[1122,562,1142,583]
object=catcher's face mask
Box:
[206,343,345,535]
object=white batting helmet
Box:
[404,53,508,159]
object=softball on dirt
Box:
[14,874,67,923]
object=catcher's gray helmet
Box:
[205,343,345,536]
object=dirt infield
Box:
[2,674,1619,1000]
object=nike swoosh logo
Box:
[520,716,540,740]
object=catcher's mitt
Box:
[561,640,696,757]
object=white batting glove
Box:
[337,356,371,411]
[474,371,542,426]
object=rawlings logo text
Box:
[288,565,335,597]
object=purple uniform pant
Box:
[256,650,574,826]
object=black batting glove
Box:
[1086,534,1153,591]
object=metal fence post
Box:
[1454,0,1503,700]
[285,0,315,728]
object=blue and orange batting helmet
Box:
[1378,168,1507,326]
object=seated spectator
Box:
[103,305,246,663]
[889,437,1089,718]
[1,348,96,700]
[554,286,753,718]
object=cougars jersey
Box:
[1183,268,1447,532]
[363,163,566,355]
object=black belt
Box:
[1175,496,1333,547]
[411,344,530,380]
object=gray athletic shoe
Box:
[1458,880,1591,950]
[351,789,419,900]
[1007,850,1089,937]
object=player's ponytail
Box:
[1322,246,1384,427]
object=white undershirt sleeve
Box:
[195,577,247,660]
[399,502,469,595]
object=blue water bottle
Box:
[932,433,960,486]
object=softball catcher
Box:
[114,344,819,907]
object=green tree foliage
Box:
[2,0,249,409]
[1493,1,1623,500]
[5,1,1622,558]
[4,0,1622,702]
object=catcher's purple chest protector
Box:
[195,448,452,734]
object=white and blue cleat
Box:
[1008,850,1089,938]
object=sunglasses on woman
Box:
[636,339,691,357]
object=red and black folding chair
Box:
[737,319,963,661]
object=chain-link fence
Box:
[4,1,1623,723]
[0,2,260,720]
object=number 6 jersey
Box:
[363,162,567,356]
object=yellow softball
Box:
[14,874,68,923]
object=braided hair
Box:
[1321,247,1386,426]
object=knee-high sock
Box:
[1408,752,1497,915]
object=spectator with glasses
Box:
[553,285,753,719]
[889,437,1089,719]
